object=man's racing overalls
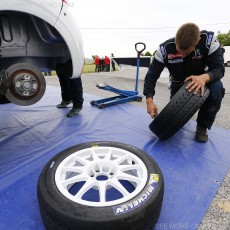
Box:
[143,30,225,129]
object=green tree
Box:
[217,30,230,46]
[144,51,152,56]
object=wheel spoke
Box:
[62,173,87,188]
[73,155,90,166]
[109,178,129,196]
[98,181,107,203]
[91,149,100,161]
[75,179,97,199]
[104,149,112,160]
[116,172,142,185]
[62,166,85,173]
[113,154,129,164]
[118,164,141,171]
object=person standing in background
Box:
[100,57,105,72]
[94,55,100,72]
[104,56,110,72]
[111,53,115,71]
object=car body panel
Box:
[0,0,84,78]
[224,46,230,67]
[55,3,84,78]
[0,0,62,26]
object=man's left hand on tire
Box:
[185,74,210,96]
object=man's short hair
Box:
[175,23,200,50]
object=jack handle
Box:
[135,42,146,58]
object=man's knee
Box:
[207,80,225,102]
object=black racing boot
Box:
[57,100,72,108]
[67,107,82,117]
[195,124,208,142]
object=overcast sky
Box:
[74,0,230,58]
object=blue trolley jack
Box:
[90,42,146,109]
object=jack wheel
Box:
[136,97,142,102]
[99,104,105,109]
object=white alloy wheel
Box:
[55,146,148,207]
[38,141,164,230]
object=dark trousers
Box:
[95,65,100,72]
[106,64,110,72]
[56,61,83,109]
[170,80,225,129]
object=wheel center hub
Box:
[22,81,32,89]
[96,175,109,181]
[14,74,38,96]
[89,162,116,179]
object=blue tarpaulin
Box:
[0,86,230,230]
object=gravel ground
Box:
[45,67,230,230]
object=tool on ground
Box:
[90,42,146,109]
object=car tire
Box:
[0,95,11,104]
[37,141,164,230]
[149,81,210,140]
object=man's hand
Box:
[185,74,210,96]
[146,98,158,118]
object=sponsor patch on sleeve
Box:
[160,45,166,56]
[207,34,213,45]
[113,174,159,215]
[209,35,220,55]
[155,47,164,63]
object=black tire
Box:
[37,141,164,230]
[0,95,11,104]
[149,81,210,140]
[0,38,10,104]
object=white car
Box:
[224,46,230,67]
[0,0,84,105]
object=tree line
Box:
[217,30,230,46]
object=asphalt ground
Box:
[45,67,230,230]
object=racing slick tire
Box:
[37,141,164,230]
[149,81,210,140]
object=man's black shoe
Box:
[67,107,82,117]
[57,100,72,108]
[195,125,208,142]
